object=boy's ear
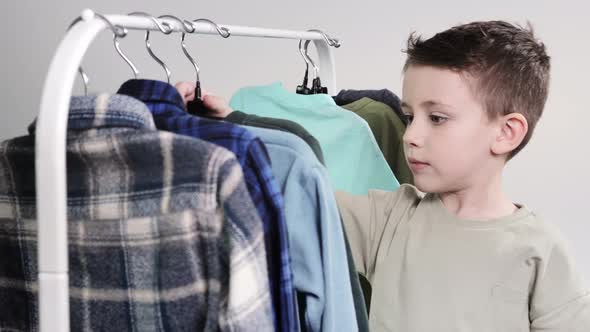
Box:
[491,113,528,157]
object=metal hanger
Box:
[187,18,231,38]
[157,15,199,84]
[183,18,231,100]
[307,29,341,48]
[182,18,231,115]
[128,12,174,83]
[67,13,131,95]
[308,30,340,94]
[155,15,205,114]
[298,39,324,94]
[296,39,315,95]
[296,29,340,94]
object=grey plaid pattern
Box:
[0,94,273,331]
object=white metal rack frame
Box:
[35,8,340,331]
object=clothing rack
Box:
[35,8,340,331]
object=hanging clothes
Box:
[117,79,296,332]
[240,126,358,332]
[229,82,400,195]
[341,97,413,184]
[0,94,273,331]
[225,111,325,165]
[333,88,406,125]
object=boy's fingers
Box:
[175,84,233,117]
[202,94,233,118]
[174,81,196,105]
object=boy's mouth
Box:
[408,158,430,171]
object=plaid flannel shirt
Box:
[0,94,273,331]
[118,80,296,332]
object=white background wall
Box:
[2,0,589,278]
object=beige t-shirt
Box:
[336,184,590,332]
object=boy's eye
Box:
[403,114,414,124]
[429,115,447,124]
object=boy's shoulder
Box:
[510,206,575,255]
[362,184,425,223]
[363,185,570,249]
[392,185,567,242]
[368,183,423,204]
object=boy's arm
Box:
[335,186,413,279]
[335,191,373,277]
[530,230,590,331]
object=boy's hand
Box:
[175,81,196,105]
[174,81,234,118]
[201,92,234,118]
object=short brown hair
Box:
[403,21,550,158]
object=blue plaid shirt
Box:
[0,94,274,331]
[118,80,296,332]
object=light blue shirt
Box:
[230,82,400,194]
[243,126,357,332]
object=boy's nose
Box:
[403,121,423,148]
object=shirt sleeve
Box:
[530,228,590,331]
[216,153,275,332]
[335,184,419,279]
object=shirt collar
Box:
[28,93,156,134]
[117,79,186,115]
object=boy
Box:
[336,21,590,331]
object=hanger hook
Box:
[158,14,195,33]
[68,12,127,37]
[307,29,341,48]
[298,39,312,84]
[67,12,130,94]
[157,15,201,86]
[113,30,139,79]
[94,13,138,79]
[298,39,312,68]
[129,11,174,34]
[158,15,201,84]
[298,29,340,90]
[302,40,319,80]
[129,12,174,83]
[181,32,201,88]
[184,18,231,98]
[188,18,231,38]
[78,67,89,96]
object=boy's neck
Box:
[438,171,517,221]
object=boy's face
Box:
[401,65,500,193]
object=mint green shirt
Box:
[230,83,399,194]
